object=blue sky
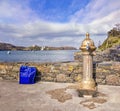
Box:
[0,0,120,48]
[29,0,90,22]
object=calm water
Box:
[0,50,78,63]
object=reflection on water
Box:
[0,50,78,63]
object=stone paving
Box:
[0,80,120,111]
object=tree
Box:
[115,23,120,31]
[108,24,120,37]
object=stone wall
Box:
[74,49,120,62]
[0,61,120,85]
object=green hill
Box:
[99,26,120,51]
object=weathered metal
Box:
[80,33,96,90]
[80,33,96,52]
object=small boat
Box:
[7,51,11,54]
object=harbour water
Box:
[0,50,78,63]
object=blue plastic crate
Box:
[19,65,37,84]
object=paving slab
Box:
[0,80,120,111]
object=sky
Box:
[0,0,120,48]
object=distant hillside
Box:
[0,42,15,50]
[99,24,120,51]
[0,42,25,50]
[0,43,77,51]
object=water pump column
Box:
[80,33,96,90]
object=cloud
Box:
[71,0,120,22]
[69,0,120,36]
[0,0,120,47]
[0,0,38,23]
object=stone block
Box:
[96,74,106,79]
[67,62,80,66]
[51,69,60,74]
[66,77,74,83]
[106,75,120,85]
[12,66,19,72]
[98,62,112,67]
[68,65,74,71]
[74,75,82,82]
[96,78,106,85]
[41,77,54,82]
[56,74,66,82]
[0,69,7,74]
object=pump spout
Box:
[86,42,90,50]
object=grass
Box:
[99,36,120,51]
